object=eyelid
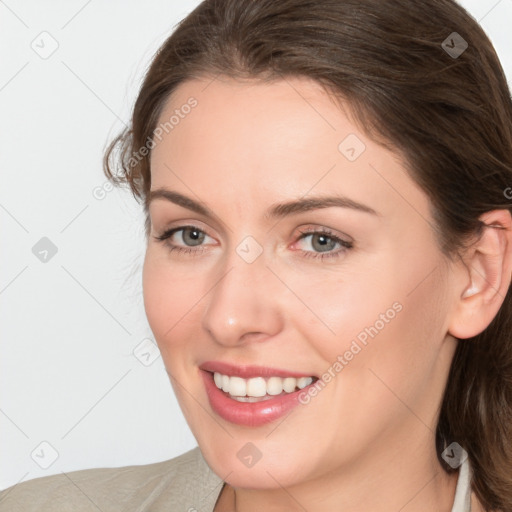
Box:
[149,206,229,239]
[155,224,350,242]
[154,219,215,238]
[294,224,353,241]
[292,228,352,257]
[154,223,217,244]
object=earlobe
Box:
[448,209,512,340]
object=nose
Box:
[201,248,284,347]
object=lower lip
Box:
[201,370,314,427]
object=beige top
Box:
[0,447,474,511]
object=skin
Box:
[142,75,511,511]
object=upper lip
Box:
[200,360,317,379]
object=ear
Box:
[448,209,512,340]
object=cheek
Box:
[331,266,450,413]
[142,250,205,359]
[288,255,449,397]
[290,268,450,458]
[280,264,401,364]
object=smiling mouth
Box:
[210,371,319,402]
[200,366,320,426]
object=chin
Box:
[199,441,311,489]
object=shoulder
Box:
[0,446,224,512]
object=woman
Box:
[1,0,511,511]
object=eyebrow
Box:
[148,188,379,219]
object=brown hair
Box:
[104,1,512,509]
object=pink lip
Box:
[200,364,318,427]
[199,360,316,379]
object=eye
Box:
[295,227,353,260]
[153,224,353,260]
[153,225,215,255]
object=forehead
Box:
[150,76,345,175]
[149,76,431,226]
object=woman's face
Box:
[143,76,460,488]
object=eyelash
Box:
[153,225,354,261]
[296,227,353,260]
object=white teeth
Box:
[282,377,297,393]
[297,377,312,389]
[228,376,247,396]
[213,372,314,398]
[246,377,267,397]
[230,395,276,403]
[266,376,283,395]
[221,374,230,392]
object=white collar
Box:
[451,456,472,512]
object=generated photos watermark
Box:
[298,301,403,404]
[127,97,198,169]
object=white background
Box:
[1,0,511,491]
